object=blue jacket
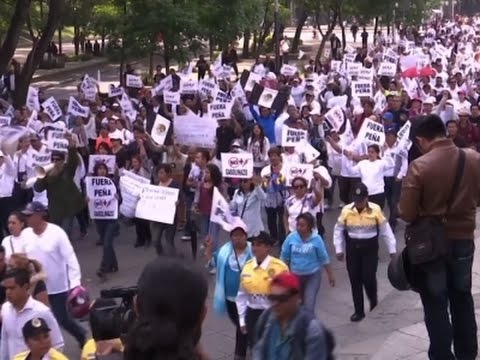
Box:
[280,231,330,275]
[249,104,279,144]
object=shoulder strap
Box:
[445,149,466,217]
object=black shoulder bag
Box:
[405,149,465,265]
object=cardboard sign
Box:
[358,67,374,81]
[45,130,68,153]
[135,184,179,224]
[378,62,397,77]
[296,140,320,163]
[151,114,170,145]
[85,176,118,219]
[214,90,232,103]
[324,106,345,131]
[221,153,254,179]
[180,79,198,94]
[119,170,150,218]
[281,126,308,147]
[88,154,116,174]
[284,163,314,186]
[42,97,62,121]
[351,81,373,98]
[164,90,181,105]
[108,86,124,98]
[199,79,216,96]
[356,119,386,146]
[347,62,361,77]
[210,186,236,232]
[280,64,297,77]
[173,113,217,148]
[383,48,398,64]
[126,74,143,88]
[208,101,234,120]
[26,87,40,112]
[67,96,90,118]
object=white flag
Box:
[67,96,90,118]
[298,50,305,59]
[26,87,40,112]
[210,187,235,232]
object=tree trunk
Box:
[0,0,33,74]
[292,10,308,53]
[74,25,80,56]
[252,31,258,54]
[149,51,154,78]
[14,0,65,107]
[101,32,106,52]
[164,42,171,70]
[256,22,273,56]
[373,16,379,45]
[340,17,346,50]
[242,31,250,58]
[58,27,62,54]
[314,13,338,67]
[208,36,214,61]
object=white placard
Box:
[173,113,217,148]
[351,81,373,98]
[284,163,314,186]
[30,151,51,167]
[296,140,320,163]
[399,55,418,72]
[164,90,181,105]
[26,87,40,112]
[221,153,254,179]
[214,90,232,103]
[358,67,374,81]
[356,118,386,146]
[119,170,150,218]
[383,48,398,64]
[41,97,62,121]
[395,120,412,155]
[210,186,235,232]
[135,184,179,224]
[126,74,143,88]
[347,62,362,77]
[151,114,170,145]
[88,154,116,174]
[119,92,133,112]
[85,176,118,219]
[331,60,342,72]
[324,106,345,131]
[199,79,217,96]
[180,79,198,94]
[0,116,11,127]
[378,62,397,77]
[108,86,124,98]
[67,96,90,118]
[280,64,297,77]
[208,101,234,120]
[281,126,308,147]
[45,130,68,153]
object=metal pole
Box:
[451,0,454,21]
[274,0,280,74]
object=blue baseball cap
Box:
[21,202,48,215]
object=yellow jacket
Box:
[13,348,69,360]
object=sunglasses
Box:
[51,158,63,162]
[293,184,305,190]
[268,293,293,303]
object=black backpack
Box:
[255,307,335,359]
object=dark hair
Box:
[206,163,222,189]
[124,258,208,360]
[97,142,112,154]
[292,176,308,188]
[250,124,266,155]
[157,163,173,176]
[131,154,143,164]
[367,144,381,155]
[267,146,282,158]
[0,245,5,255]
[445,119,458,128]
[197,149,210,162]
[296,212,315,230]
[3,268,30,286]
[251,231,274,246]
[414,115,447,141]
[133,124,146,134]
[93,162,109,176]
[9,211,26,228]
[239,178,255,194]
[90,298,122,341]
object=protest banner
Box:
[135,184,179,224]
[85,176,118,219]
[41,97,62,121]
[0,116,10,127]
[67,96,90,118]
[118,170,150,218]
[108,86,124,98]
[356,118,386,146]
[284,163,314,186]
[221,153,254,179]
[377,62,397,77]
[395,120,412,155]
[208,101,234,120]
[324,106,346,131]
[199,79,216,96]
[26,87,40,112]
[281,126,308,147]
[151,114,171,145]
[347,62,362,77]
[351,81,373,98]
[280,64,297,77]
[126,74,143,88]
[210,186,235,232]
[119,93,133,112]
[173,113,217,148]
[164,90,181,105]
[88,154,116,174]
[45,130,68,152]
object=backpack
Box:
[255,307,335,359]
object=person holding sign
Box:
[247,124,270,175]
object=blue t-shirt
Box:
[224,251,252,299]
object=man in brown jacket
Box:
[399,114,480,360]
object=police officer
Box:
[333,182,397,322]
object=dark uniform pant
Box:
[346,238,379,315]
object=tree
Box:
[88,0,122,51]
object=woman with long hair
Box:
[1,211,27,260]
[247,124,270,175]
[124,258,208,360]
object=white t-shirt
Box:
[1,234,27,260]
[352,159,393,195]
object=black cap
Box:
[352,183,369,202]
[21,202,48,216]
[22,317,50,339]
[251,231,274,246]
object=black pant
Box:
[0,197,12,238]
[226,300,248,358]
[134,218,151,245]
[325,174,338,206]
[12,183,32,212]
[384,177,401,230]
[153,221,176,255]
[316,212,325,237]
[245,307,264,348]
[415,239,477,360]
[346,239,379,315]
[265,206,285,244]
[49,292,87,347]
[368,193,385,209]
[338,176,361,205]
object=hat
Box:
[423,96,436,105]
[352,182,369,202]
[21,202,48,216]
[22,317,50,339]
[251,231,274,246]
[383,112,394,122]
[271,272,301,293]
[230,218,248,235]
[411,97,423,103]
[109,130,123,141]
[310,107,321,116]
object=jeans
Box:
[199,214,220,253]
[95,220,118,271]
[49,291,87,347]
[265,206,285,244]
[384,177,401,230]
[153,221,177,255]
[226,300,248,358]
[184,191,195,233]
[416,239,477,360]
[298,270,322,314]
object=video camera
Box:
[99,286,138,336]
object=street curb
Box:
[32,58,109,83]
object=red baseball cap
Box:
[271,272,301,293]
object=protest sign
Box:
[173,113,217,148]
[88,154,116,174]
[0,116,10,127]
[45,130,68,152]
[395,120,412,155]
[210,186,235,232]
[67,96,90,118]
[347,62,362,77]
[296,140,320,163]
[358,67,374,81]
[164,90,181,105]
[126,74,143,88]
[378,62,397,77]
[85,176,118,219]
[399,55,417,71]
[356,119,386,146]
[119,93,133,112]
[221,153,254,179]
[208,101,234,120]
[281,126,308,147]
[108,86,124,98]
[331,60,342,72]
[324,106,345,132]
[30,151,51,168]
[214,90,232,103]
[230,82,246,100]
[383,48,398,64]
[119,170,150,218]
[151,114,171,145]
[280,64,297,77]
[284,163,314,186]
[42,97,62,121]
[351,81,373,98]
[26,87,40,112]
[343,53,356,64]
[4,105,14,118]
[242,71,262,92]
[180,79,198,94]
[199,79,216,96]
[135,184,179,224]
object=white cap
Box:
[423,96,436,105]
[266,72,277,80]
[229,217,248,234]
[109,130,123,140]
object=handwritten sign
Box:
[135,184,179,224]
[180,79,198,94]
[126,74,143,88]
[164,90,180,105]
[347,62,362,77]
[221,153,254,179]
[108,86,124,98]
[119,170,150,218]
[85,176,118,219]
[281,126,308,147]
[173,113,217,148]
[280,64,297,77]
[378,62,397,77]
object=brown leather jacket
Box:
[399,138,480,240]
